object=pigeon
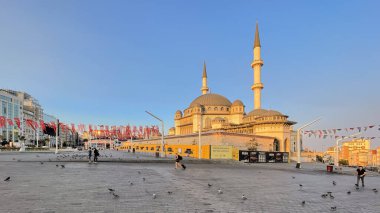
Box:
[61,165,65,168]
[152,194,157,199]
[373,189,378,193]
[331,206,337,211]
[112,193,119,198]
[142,177,145,182]
[299,184,303,190]
[301,201,305,206]
[329,195,335,199]
[292,176,295,179]
[242,194,247,200]
[332,181,336,186]
[218,188,223,194]
[347,191,351,195]
[56,165,59,167]
[208,183,212,188]
[167,191,173,195]
[130,182,133,186]
[4,177,10,181]
[40,162,44,165]
[108,188,115,192]
[321,194,328,198]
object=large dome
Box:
[189,93,232,108]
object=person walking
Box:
[355,166,366,187]
[175,153,186,170]
[93,148,99,163]
[88,148,93,163]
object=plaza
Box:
[1,151,379,213]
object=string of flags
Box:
[302,124,380,139]
[0,116,160,140]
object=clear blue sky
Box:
[1,0,380,150]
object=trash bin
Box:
[327,165,333,172]
[155,152,160,158]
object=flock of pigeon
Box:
[297,177,378,211]
[104,170,250,202]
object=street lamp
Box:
[334,132,361,167]
[296,117,322,168]
[55,119,59,154]
[145,111,165,157]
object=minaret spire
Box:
[201,61,209,95]
[254,22,261,48]
[251,22,264,109]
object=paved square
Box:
[0,151,379,213]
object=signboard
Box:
[267,152,275,163]
[239,151,250,163]
[239,150,289,163]
[211,145,233,159]
[275,152,283,163]
[249,151,258,163]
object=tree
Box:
[316,155,323,162]
[247,137,260,151]
[339,159,349,166]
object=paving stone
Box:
[0,151,379,212]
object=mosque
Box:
[166,23,296,152]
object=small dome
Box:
[175,110,182,114]
[232,99,244,106]
[189,93,232,108]
[247,109,283,117]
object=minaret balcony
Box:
[251,83,264,90]
[251,59,264,67]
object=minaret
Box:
[251,23,264,109]
[201,61,209,95]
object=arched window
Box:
[221,107,224,111]
[214,107,218,111]
[273,139,280,152]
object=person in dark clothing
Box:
[93,148,99,163]
[88,148,93,163]
[355,166,366,187]
[175,153,186,170]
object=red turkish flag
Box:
[40,120,46,132]
[0,116,5,128]
[7,118,14,126]
[14,118,21,128]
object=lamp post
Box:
[55,119,59,154]
[296,117,322,168]
[334,132,361,167]
[145,111,165,158]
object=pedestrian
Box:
[175,153,186,170]
[355,166,366,187]
[88,148,93,163]
[94,148,99,163]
